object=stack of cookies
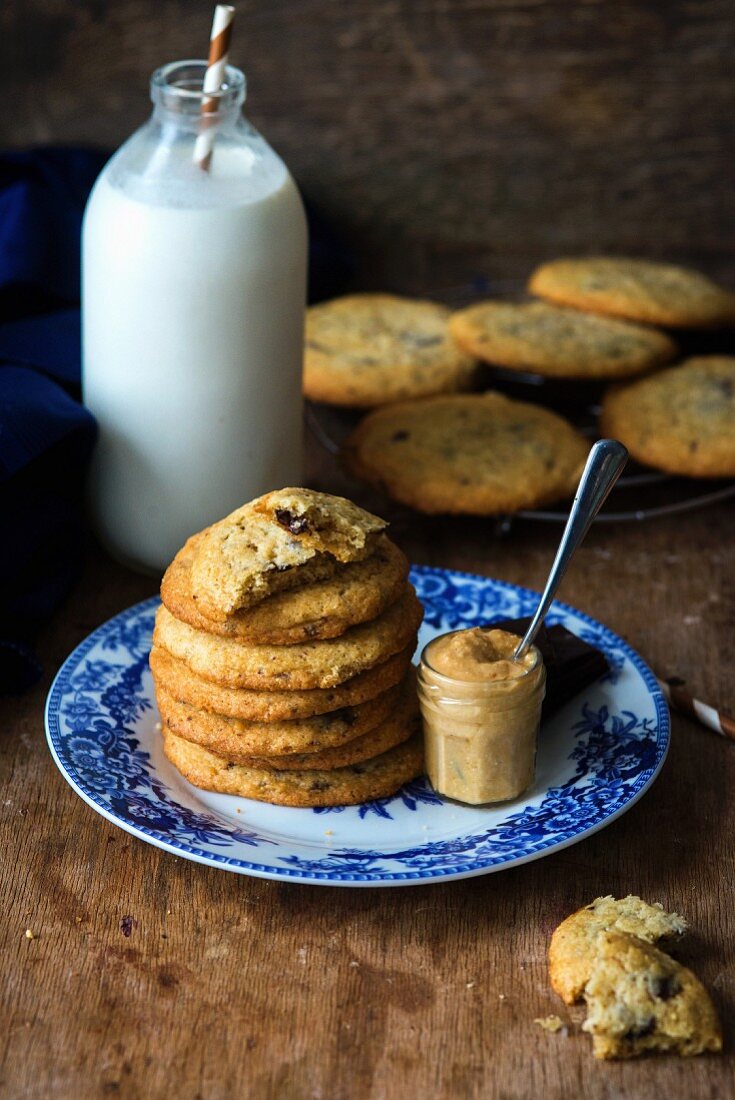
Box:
[150,489,425,807]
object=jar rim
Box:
[419,628,543,686]
[151,60,246,110]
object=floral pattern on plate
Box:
[45,567,668,886]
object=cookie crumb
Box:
[75,916,82,924]
[466,981,475,989]
[324,829,333,836]
[24,928,35,940]
[535,1014,565,1034]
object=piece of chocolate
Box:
[489,617,609,719]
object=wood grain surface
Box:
[2,3,735,1095]
[3,0,735,288]
[1,436,734,1099]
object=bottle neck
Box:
[150,60,246,134]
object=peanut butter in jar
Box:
[418,627,546,805]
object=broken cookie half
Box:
[549,894,688,1005]
[582,932,722,1060]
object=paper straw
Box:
[658,677,735,743]
[194,5,236,171]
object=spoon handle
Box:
[514,439,628,660]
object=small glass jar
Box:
[418,631,546,805]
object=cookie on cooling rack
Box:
[343,392,589,515]
[448,301,677,380]
[529,257,735,330]
[304,293,477,406]
[600,356,735,478]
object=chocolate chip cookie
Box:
[449,300,677,379]
[529,257,735,329]
[549,894,688,1005]
[153,586,423,691]
[163,726,424,807]
[191,488,387,619]
[343,392,589,514]
[154,677,405,757]
[150,644,415,722]
[175,678,418,772]
[600,356,735,477]
[582,932,722,1059]
[304,293,477,406]
[162,532,408,644]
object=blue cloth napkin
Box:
[0,146,353,693]
[0,149,103,693]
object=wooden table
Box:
[2,443,734,1099]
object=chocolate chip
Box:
[275,508,311,535]
[399,332,442,348]
[624,1018,656,1040]
[120,915,136,938]
[649,975,679,1001]
[329,707,357,726]
[391,430,410,442]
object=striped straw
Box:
[658,677,735,743]
[194,5,236,171]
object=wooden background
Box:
[3,0,735,290]
[2,3,735,1098]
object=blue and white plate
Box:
[45,567,668,887]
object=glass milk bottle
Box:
[82,60,307,573]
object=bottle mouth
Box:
[151,60,246,113]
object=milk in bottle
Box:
[82,61,307,572]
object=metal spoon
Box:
[514,439,628,661]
